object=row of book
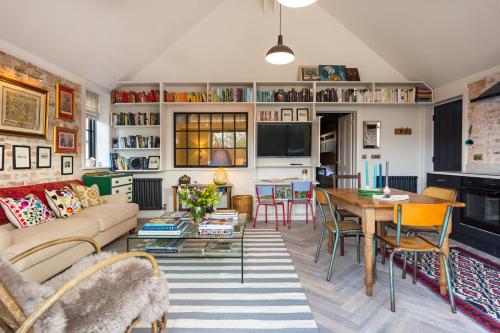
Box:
[257,88,313,102]
[210,88,253,102]
[316,88,372,103]
[113,136,160,149]
[415,88,432,102]
[112,89,160,103]
[109,154,156,171]
[373,88,417,103]
[111,112,160,126]
[164,91,207,103]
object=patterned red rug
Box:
[393,246,500,332]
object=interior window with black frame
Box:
[174,112,248,167]
[85,118,96,159]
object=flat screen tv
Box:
[257,123,311,157]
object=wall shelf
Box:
[112,102,160,106]
[111,125,160,128]
[112,148,160,150]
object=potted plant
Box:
[177,184,221,223]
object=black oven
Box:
[460,177,500,235]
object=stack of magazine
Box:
[144,239,186,253]
[198,210,238,236]
[138,212,192,236]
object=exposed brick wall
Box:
[0,50,83,187]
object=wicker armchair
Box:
[0,237,167,333]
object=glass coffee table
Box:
[127,213,247,283]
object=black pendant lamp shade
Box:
[266,6,295,65]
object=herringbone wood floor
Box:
[106,216,494,333]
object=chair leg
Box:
[356,233,361,264]
[315,225,326,263]
[381,224,388,265]
[440,252,457,313]
[402,251,408,279]
[340,236,345,256]
[389,250,397,312]
[372,237,377,281]
[413,252,418,285]
[326,232,340,281]
[274,205,279,231]
[253,203,260,228]
[265,206,268,223]
[309,203,316,229]
[306,203,309,224]
[151,320,158,333]
[288,202,292,229]
[281,204,286,226]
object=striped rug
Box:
[134,228,318,332]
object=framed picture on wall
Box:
[296,108,309,122]
[61,155,73,175]
[56,83,75,120]
[36,146,52,168]
[281,108,293,122]
[0,75,49,138]
[13,145,31,169]
[148,156,160,170]
[0,145,4,171]
[54,126,78,154]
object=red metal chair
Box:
[287,181,315,229]
[253,185,286,231]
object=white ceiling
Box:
[0,0,498,88]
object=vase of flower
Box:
[177,184,221,224]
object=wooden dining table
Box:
[324,188,465,297]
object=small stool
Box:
[232,195,253,219]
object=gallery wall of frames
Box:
[0,50,82,185]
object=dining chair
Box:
[382,187,457,281]
[253,185,286,231]
[314,187,363,281]
[287,181,315,229]
[375,203,456,313]
[332,172,362,256]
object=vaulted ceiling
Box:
[0,0,498,89]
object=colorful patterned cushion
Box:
[0,194,55,229]
[44,187,82,218]
[71,184,103,208]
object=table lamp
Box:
[210,149,232,185]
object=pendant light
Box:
[266,5,295,65]
[278,0,317,8]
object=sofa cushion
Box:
[0,180,83,225]
[76,203,139,231]
[45,187,82,218]
[5,217,99,271]
[0,194,55,229]
[0,225,12,251]
[71,183,104,208]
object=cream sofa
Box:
[0,193,138,282]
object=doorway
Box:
[316,112,356,188]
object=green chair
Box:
[376,202,456,313]
[314,187,363,281]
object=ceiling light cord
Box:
[279,5,282,35]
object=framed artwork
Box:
[301,66,320,81]
[0,145,4,171]
[0,75,49,138]
[281,108,293,122]
[13,145,31,170]
[61,155,73,175]
[296,108,309,122]
[345,68,360,81]
[363,121,381,148]
[56,83,75,120]
[36,146,52,168]
[148,156,160,170]
[54,126,78,154]
[319,65,347,81]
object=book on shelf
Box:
[138,221,191,236]
[373,88,417,103]
[109,154,156,171]
[164,91,207,102]
[415,88,432,102]
[257,88,313,102]
[112,89,160,103]
[112,112,159,126]
[316,88,371,103]
[209,88,253,102]
[113,135,160,149]
[204,242,232,253]
[144,239,186,253]
[142,218,190,231]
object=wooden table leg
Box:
[327,230,333,254]
[362,208,376,296]
[439,216,452,295]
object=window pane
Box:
[176,132,187,148]
[223,132,234,148]
[188,132,198,148]
[176,149,187,165]
[199,149,210,166]
[199,131,211,148]
[176,114,187,130]
[224,114,234,130]
[212,132,223,148]
[235,149,247,166]
[188,114,198,130]
[200,114,210,130]
[235,132,246,148]
[226,149,235,165]
[235,114,246,130]
[188,149,199,165]
[212,114,222,130]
